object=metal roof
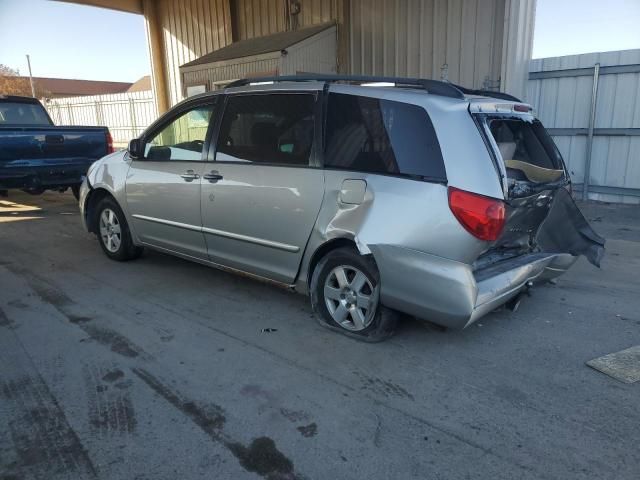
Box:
[180,23,335,69]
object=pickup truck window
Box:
[0,102,53,126]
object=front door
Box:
[201,92,324,283]
[126,102,215,259]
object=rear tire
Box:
[310,247,398,342]
[94,196,143,261]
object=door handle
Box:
[180,169,200,182]
[45,134,64,144]
[203,171,223,183]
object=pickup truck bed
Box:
[0,95,113,196]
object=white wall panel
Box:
[528,49,640,204]
[281,26,337,74]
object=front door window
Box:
[145,106,213,161]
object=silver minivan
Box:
[79,75,604,341]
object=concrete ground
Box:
[1,190,639,480]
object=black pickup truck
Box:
[0,95,113,198]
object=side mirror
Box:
[128,138,144,159]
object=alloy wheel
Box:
[99,208,122,253]
[323,265,376,331]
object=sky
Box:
[0,0,640,82]
[0,0,149,82]
[533,0,640,58]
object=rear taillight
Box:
[448,187,505,241]
[106,130,114,154]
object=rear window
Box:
[488,118,565,182]
[324,93,446,181]
[0,101,52,126]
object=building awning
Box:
[180,23,335,68]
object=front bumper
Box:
[78,177,91,231]
[370,245,576,329]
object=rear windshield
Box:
[324,93,446,181]
[0,101,52,126]
[488,118,564,183]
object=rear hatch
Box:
[471,104,604,269]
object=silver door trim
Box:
[131,214,201,233]
[202,226,300,253]
[132,214,300,253]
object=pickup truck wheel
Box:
[71,184,80,201]
[95,197,143,261]
[310,247,398,342]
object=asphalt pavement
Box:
[1,190,639,480]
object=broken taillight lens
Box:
[448,187,505,241]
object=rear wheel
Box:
[95,196,143,261]
[310,247,398,342]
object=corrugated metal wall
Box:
[153,0,534,106]
[233,0,341,39]
[158,0,233,106]
[232,0,349,71]
[181,26,337,89]
[281,26,338,74]
[528,50,640,204]
[349,0,505,89]
[501,0,535,102]
[182,54,281,89]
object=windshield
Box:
[0,101,53,126]
[487,117,565,184]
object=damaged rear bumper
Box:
[371,245,575,329]
[370,188,605,329]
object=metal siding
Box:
[159,0,232,106]
[159,0,537,109]
[348,0,508,89]
[528,49,640,204]
[182,28,337,86]
[233,0,338,39]
[183,57,281,87]
[280,26,337,74]
[500,0,536,100]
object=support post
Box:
[583,62,600,201]
[143,0,170,115]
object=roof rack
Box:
[226,74,466,100]
[226,75,524,103]
[450,84,522,102]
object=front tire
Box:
[95,196,143,261]
[310,247,398,342]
